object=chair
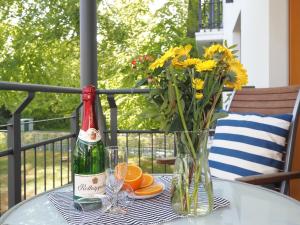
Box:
[157,86,300,195]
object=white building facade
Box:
[196,0,289,88]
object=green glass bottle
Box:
[73,85,105,201]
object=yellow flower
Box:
[149,45,195,70]
[174,44,192,57]
[225,59,248,90]
[149,58,164,70]
[195,92,203,100]
[163,47,177,58]
[171,57,185,69]
[195,60,217,72]
[149,47,177,70]
[183,58,202,67]
[204,44,234,61]
[192,78,204,90]
[172,58,202,69]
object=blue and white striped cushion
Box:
[209,113,292,180]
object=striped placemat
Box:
[48,176,230,225]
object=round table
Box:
[1,178,300,225]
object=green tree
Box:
[0,0,192,130]
[187,0,199,38]
[97,0,192,129]
[0,0,80,121]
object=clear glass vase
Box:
[170,130,213,216]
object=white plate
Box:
[127,182,165,200]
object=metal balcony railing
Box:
[0,81,239,215]
[199,0,223,31]
[0,82,178,216]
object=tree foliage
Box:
[187,0,199,38]
[97,0,192,129]
[0,0,80,120]
[0,0,191,129]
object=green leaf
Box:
[223,40,228,48]
[135,78,148,87]
[169,115,184,132]
[226,71,237,83]
[229,44,238,49]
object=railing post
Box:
[8,92,34,207]
[70,103,82,135]
[209,0,215,29]
[107,95,118,146]
[80,0,107,143]
[198,0,202,30]
[218,0,222,29]
[70,103,82,150]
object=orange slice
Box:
[139,174,154,188]
[134,183,163,196]
[124,164,143,190]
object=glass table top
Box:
[1,177,300,225]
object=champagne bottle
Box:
[73,85,105,201]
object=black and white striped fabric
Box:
[48,176,230,225]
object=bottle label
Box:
[74,173,106,198]
[78,128,101,143]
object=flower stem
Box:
[204,83,224,129]
[192,166,200,215]
[173,81,197,160]
[185,182,190,213]
[179,175,184,211]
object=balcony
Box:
[0,82,176,215]
[0,81,238,215]
[196,0,224,46]
[1,0,300,223]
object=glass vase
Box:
[170,130,213,216]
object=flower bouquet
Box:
[137,43,248,216]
